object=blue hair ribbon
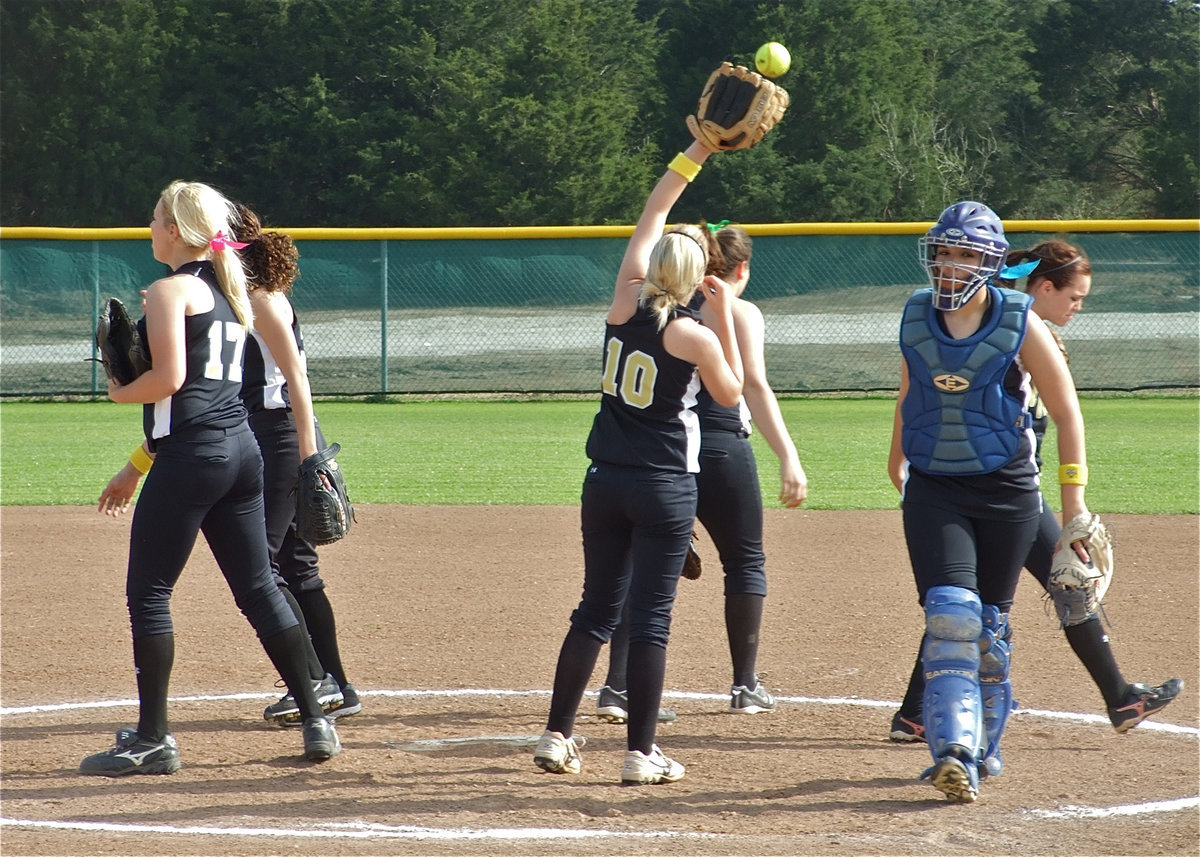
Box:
[998,259,1039,280]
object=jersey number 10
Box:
[601,336,658,409]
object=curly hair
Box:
[232,203,300,294]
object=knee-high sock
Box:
[602,598,632,691]
[626,641,667,754]
[547,626,602,737]
[1064,616,1128,707]
[725,593,765,689]
[261,624,323,721]
[295,588,348,688]
[279,584,324,682]
[134,632,174,741]
[900,633,926,716]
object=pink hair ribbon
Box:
[209,231,250,252]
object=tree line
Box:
[2,0,1196,227]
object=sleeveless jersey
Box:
[585,302,702,472]
[696,387,751,435]
[242,300,306,414]
[141,260,249,443]
[685,293,750,435]
[900,285,1034,476]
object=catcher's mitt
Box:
[686,62,789,152]
[681,532,702,581]
[93,297,150,385]
[295,443,355,546]
[1047,513,1113,626]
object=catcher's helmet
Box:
[918,201,1008,311]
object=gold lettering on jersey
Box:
[621,351,656,409]
[600,337,622,397]
[599,335,658,409]
[933,373,970,393]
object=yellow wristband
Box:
[129,444,153,475]
[667,152,702,183]
[1058,463,1087,485]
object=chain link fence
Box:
[1,223,1196,397]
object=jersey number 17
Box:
[203,320,247,384]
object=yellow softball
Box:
[755,41,791,78]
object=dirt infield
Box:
[1,505,1196,857]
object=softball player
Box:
[888,201,1092,803]
[534,138,744,785]
[890,239,1183,743]
[85,181,340,776]
[595,223,807,720]
[234,205,361,726]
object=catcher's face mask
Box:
[921,243,995,311]
[918,201,1008,312]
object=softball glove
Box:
[681,532,702,580]
[1048,513,1114,625]
[686,62,789,152]
[296,443,355,546]
[94,297,150,385]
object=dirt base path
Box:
[2,506,1196,856]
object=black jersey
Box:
[696,387,750,435]
[685,292,749,435]
[242,299,305,414]
[585,302,702,472]
[142,260,248,443]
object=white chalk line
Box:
[1028,796,1200,819]
[0,817,703,842]
[5,688,1197,737]
[2,688,1196,842]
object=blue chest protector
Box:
[900,286,1033,475]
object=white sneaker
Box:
[620,745,685,785]
[533,730,582,774]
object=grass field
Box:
[1,396,1196,513]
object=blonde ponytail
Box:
[159,181,252,328]
[638,226,708,331]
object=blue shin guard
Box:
[978,604,1013,777]
[922,586,984,769]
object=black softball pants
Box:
[127,425,298,640]
[901,500,1039,612]
[694,428,768,597]
[249,409,324,593]
[573,463,697,647]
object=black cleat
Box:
[80,729,181,777]
[302,717,341,761]
[1109,679,1184,733]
